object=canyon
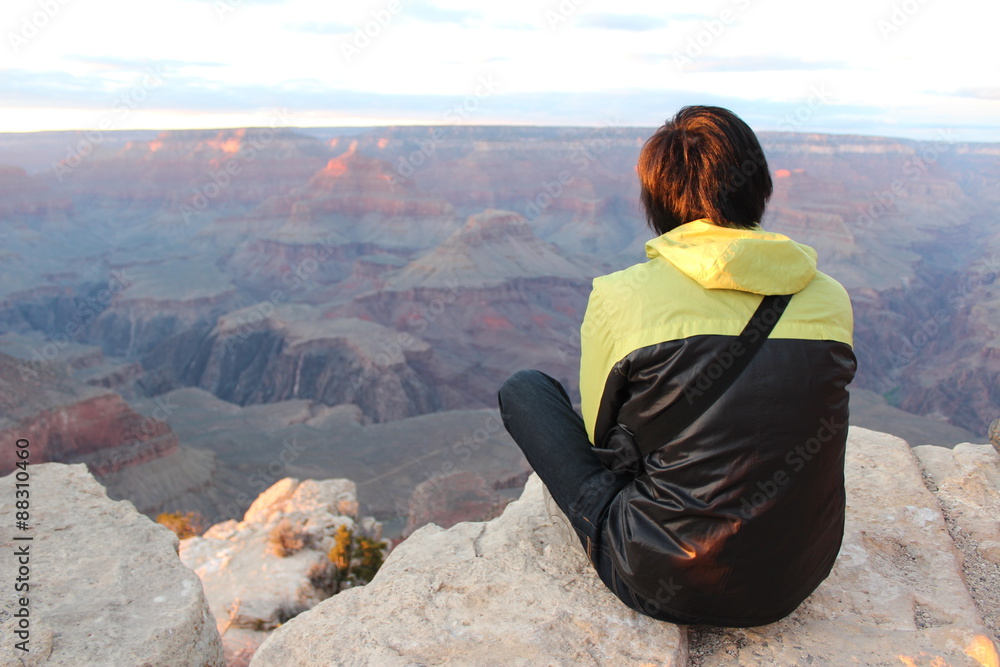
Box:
[0,125,996,528]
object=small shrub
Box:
[329,524,354,571]
[353,535,386,583]
[324,525,388,593]
[156,511,206,539]
[268,518,308,557]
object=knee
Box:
[497,369,545,410]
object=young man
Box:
[498,106,857,627]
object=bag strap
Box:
[634,293,793,458]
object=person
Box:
[497,106,857,627]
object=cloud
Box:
[283,2,481,34]
[574,13,668,31]
[3,68,993,142]
[283,21,353,35]
[179,0,289,5]
[0,69,115,107]
[63,55,225,72]
[948,87,1000,100]
[404,2,481,26]
[658,54,846,73]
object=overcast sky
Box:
[2,0,998,141]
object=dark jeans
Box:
[497,369,642,613]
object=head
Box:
[638,106,773,235]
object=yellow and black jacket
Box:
[581,219,857,626]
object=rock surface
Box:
[914,442,1000,639]
[250,473,688,667]
[689,427,998,666]
[0,463,224,667]
[251,427,999,667]
[180,476,381,665]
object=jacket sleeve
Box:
[579,276,619,445]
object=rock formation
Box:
[176,304,438,422]
[3,127,997,443]
[0,463,224,666]
[386,209,592,289]
[0,351,178,476]
[0,348,246,523]
[914,442,1000,639]
[250,427,1000,666]
[180,476,382,666]
[251,473,687,666]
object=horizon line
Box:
[1,124,995,147]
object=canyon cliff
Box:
[0,126,997,534]
[1,126,995,441]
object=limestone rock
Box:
[0,463,224,667]
[690,427,998,666]
[180,477,379,665]
[914,442,1000,639]
[251,427,1000,667]
[250,473,687,666]
[990,418,999,452]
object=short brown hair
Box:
[638,106,773,235]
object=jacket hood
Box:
[645,219,818,294]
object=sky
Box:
[1,0,998,141]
